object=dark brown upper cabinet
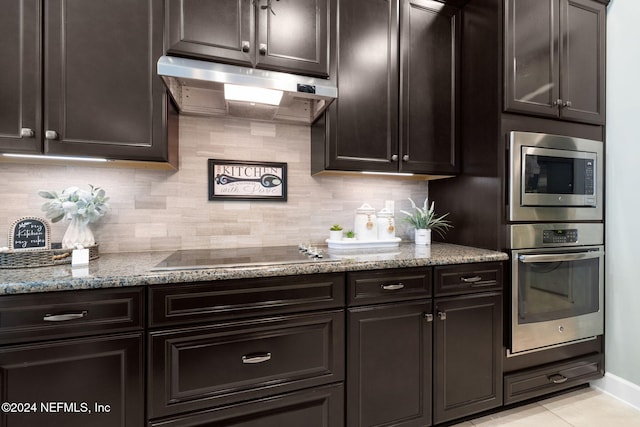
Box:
[311,0,460,176]
[504,0,606,125]
[0,0,177,166]
[167,0,332,78]
[0,0,42,154]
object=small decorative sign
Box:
[9,216,51,251]
[208,160,287,201]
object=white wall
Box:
[592,0,640,407]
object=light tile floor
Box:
[452,387,640,426]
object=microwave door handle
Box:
[518,252,603,263]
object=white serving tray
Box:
[325,237,401,249]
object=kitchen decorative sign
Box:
[208,160,287,201]
[8,216,51,251]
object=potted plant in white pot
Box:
[400,197,452,245]
[329,224,343,241]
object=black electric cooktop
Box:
[151,246,333,271]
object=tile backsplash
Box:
[0,115,431,253]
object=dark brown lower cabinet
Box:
[148,310,344,419]
[148,383,344,427]
[433,293,503,424]
[347,299,433,427]
[0,333,144,427]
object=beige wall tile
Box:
[0,115,432,253]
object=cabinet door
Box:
[347,300,432,427]
[0,0,41,154]
[400,0,460,174]
[149,310,344,418]
[433,293,502,424]
[0,333,144,427]
[149,384,344,427]
[504,0,560,118]
[44,0,170,162]
[256,0,330,77]
[559,0,605,124]
[313,0,399,173]
[167,0,253,67]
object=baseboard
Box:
[591,373,640,411]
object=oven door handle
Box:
[518,251,603,263]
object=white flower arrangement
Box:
[39,185,110,224]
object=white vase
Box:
[414,229,431,246]
[329,230,343,241]
[62,216,95,249]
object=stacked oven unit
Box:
[506,131,604,356]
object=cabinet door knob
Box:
[563,101,572,108]
[424,313,434,322]
[242,41,250,53]
[402,154,409,162]
[552,99,563,107]
[20,128,35,138]
[259,43,267,55]
[45,130,58,140]
[438,311,447,320]
[391,154,398,161]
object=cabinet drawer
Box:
[434,262,503,296]
[149,383,344,427]
[149,273,345,327]
[148,310,344,418]
[0,287,144,344]
[504,353,603,405]
[347,267,431,306]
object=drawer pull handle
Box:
[461,276,482,283]
[549,374,568,384]
[381,283,404,291]
[43,310,88,322]
[242,352,272,364]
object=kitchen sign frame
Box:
[208,160,287,201]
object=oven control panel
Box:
[542,229,578,244]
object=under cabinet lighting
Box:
[224,84,283,106]
[362,171,415,177]
[2,153,110,163]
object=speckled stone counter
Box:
[0,243,508,295]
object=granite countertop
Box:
[0,243,508,295]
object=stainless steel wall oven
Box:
[508,223,604,355]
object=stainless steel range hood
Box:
[157,56,337,124]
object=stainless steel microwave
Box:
[508,131,603,222]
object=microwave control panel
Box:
[542,229,578,244]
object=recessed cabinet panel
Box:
[327,0,399,171]
[504,0,558,116]
[560,0,605,123]
[167,0,330,77]
[257,0,329,76]
[43,0,171,161]
[148,310,344,418]
[167,0,253,66]
[0,0,41,153]
[149,384,344,427]
[401,0,460,174]
[433,293,503,424]
[347,300,432,427]
[0,333,144,427]
[504,0,605,124]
